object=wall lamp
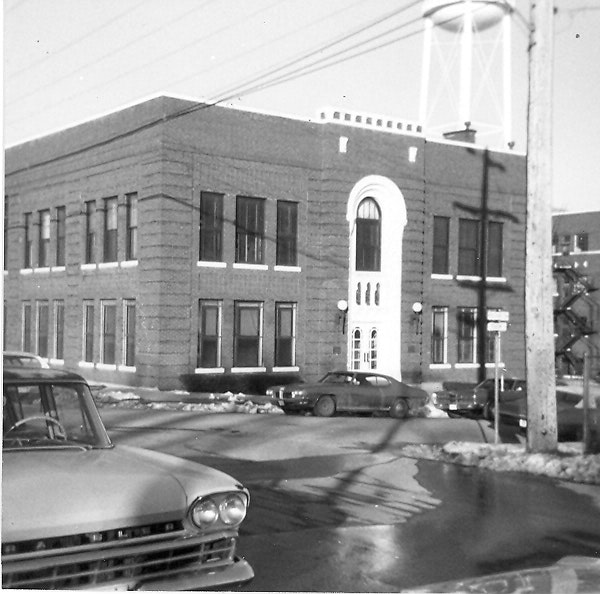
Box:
[337,299,348,334]
[412,301,423,334]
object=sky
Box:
[3,0,599,213]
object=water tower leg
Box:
[459,0,473,125]
[503,10,513,147]
[419,17,433,126]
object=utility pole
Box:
[526,0,557,453]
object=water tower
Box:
[419,0,516,147]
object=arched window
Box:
[352,328,361,370]
[355,198,381,271]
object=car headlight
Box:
[266,388,275,397]
[190,497,219,528]
[220,493,247,525]
[431,393,438,403]
[190,493,248,529]
[292,390,303,397]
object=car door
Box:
[351,375,387,411]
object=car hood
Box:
[278,381,332,392]
[2,445,243,543]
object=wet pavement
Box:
[102,408,600,592]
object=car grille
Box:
[2,520,237,590]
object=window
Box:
[275,303,296,367]
[4,197,8,271]
[56,206,66,267]
[54,300,65,360]
[432,216,450,274]
[458,219,480,276]
[431,306,448,364]
[457,307,477,364]
[38,210,51,268]
[101,300,117,364]
[22,302,32,352]
[126,193,138,261]
[351,328,361,370]
[355,198,381,271]
[236,196,265,264]
[85,201,96,264]
[574,233,589,253]
[83,301,95,362]
[558,234,571,254]
[36,300,49,358]
[197,300,222,368]
[103,197,118,262]
[24,212,33,268]
[487,221,503,277]
[234,302,263,367]
[199,192,223,262]
[123,299,136,367]
[369,328,378,369]
[276,201,298,266]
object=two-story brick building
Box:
[4,95,527,390]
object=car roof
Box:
[3,367,88,383]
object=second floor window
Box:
[236,196,264,265]
[199,191,223,262]
[85,201,96,264]
[56,206,66,267]
[104,197,118,262]
[487,221,503,277]
[458,219,480,276]
[126,193,138,261]
[276,201,298,266]
[355,198,381,271]
[38,210,51,268]
[24,213,33,268]
[432,216,450,274]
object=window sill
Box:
[431,274,452,280]
[272,366,300,372]
[233,263,268,271]
[429,363,451,369]
[97,363,117,371]
[51,266,66,272]
[194,367,225,374]
[33,267,51,274]
[118,365,137,372]
[49,358,65,366]
[485,362,506,368]
[98,262,119,270]
[455,275,507,283]
[78,361,94,369]
[19,268,34,275]
[81,263,97,271]
[455,363,479,369]
[197,261,227,268]
[274,265,301,273]
[231,367,267,373]
[121,260,138,268]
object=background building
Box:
[4,96,527,390]
[553,210,600,377]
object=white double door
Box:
[350,324,379,371]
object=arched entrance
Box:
[346,176,407,379]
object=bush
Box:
[179,372,304,395]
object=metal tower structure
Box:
[419,0,516,147]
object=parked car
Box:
[3,350,49,368]
[488,386,600,440]
[430,377,526,417]
[266,370,428,417]
[2,368,254,590]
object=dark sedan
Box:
[266,371,428,418]
[489,387,599,440]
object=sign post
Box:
[487,311,509,445]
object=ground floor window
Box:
[123,299,136,367]
[36,301,49,358]
[83,301,95,362]
[275,302,296,367]
[22,302,32,352]
[234,302,263,367]
[198,300,222,368]
[54,300,65,360]
[101,300,117,364]
[431,306,448,364]
[457,307,477,363]
[369,328,378,369]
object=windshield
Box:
[3,381,111,450]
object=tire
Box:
[314,395,336,417]
[390,398,409,419]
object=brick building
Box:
[4,96,527,389]
[552,210,600,376]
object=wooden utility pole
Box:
[526,0,557,453]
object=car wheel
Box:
[314,395,336,417]
[390,398,409,419]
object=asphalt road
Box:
[101,408,600,592]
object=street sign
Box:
[487,321,508,332]
[487,310,510,322]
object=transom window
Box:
[355,198,381,271]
